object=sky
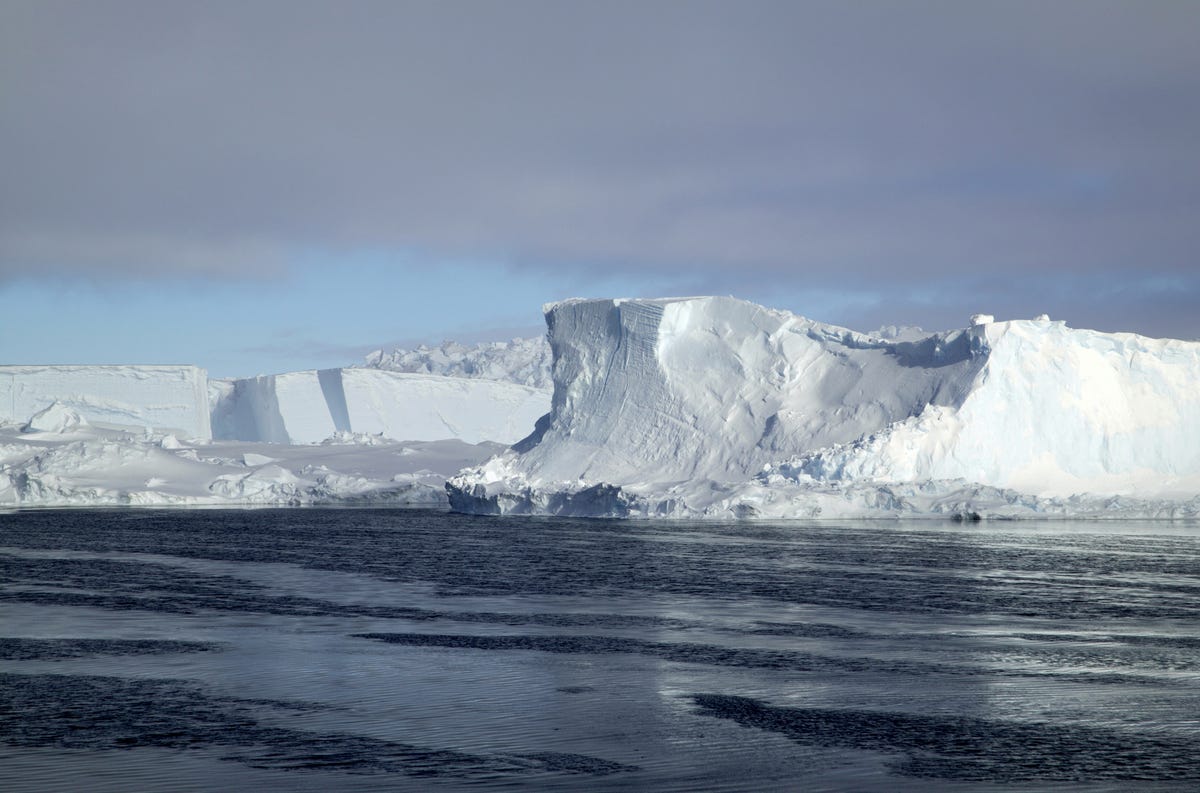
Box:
[2,0,1198,377]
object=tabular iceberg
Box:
[3,363,548,507]
[210,368,551,445]
[0,365,211,438]
[448,297,1200,519]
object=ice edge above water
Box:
[448,296,1200,520]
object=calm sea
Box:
[2,509,1198,791]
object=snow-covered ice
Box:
[448,296,1200,519]
[6,297,1197,517]
[362,337,553,389]
[1,365,211,438]
[210,368,550,445]
[0,417,503,508]
[2,360,546,507]
[21,401,89,434]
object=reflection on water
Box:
[1,509,1198,791]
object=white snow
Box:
[21,401,89,434]
[209,370,340,444]
[1,365,211,438]
[448,296,1200,519]
[0,418,504,508]
[6,298,1196,519]
[210,368,551,445]
[362,337,553,389]
[1,356,550,507]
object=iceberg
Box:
[2,361,547,506]
[0,416,504,508]
[448,297,1200,519]
[210,368,551,445]
[1,365,211,438]
[1,362,549,447]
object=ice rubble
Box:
[362,337,553,389]
[448,296,1200,519]
[209,368,550,445]
[0,416,503,508]
[1,359,549,507]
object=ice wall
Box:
[448,297,1200,517]
[478,296,983,485]
[0,365,211,438]
[211,368,550,445]
[209,371,339,444]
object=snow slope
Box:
[362,337,553,389]
[0,365,211,439]
[448,297,1200,519]
[210,368,550,445]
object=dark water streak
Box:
[1,508,1198,791]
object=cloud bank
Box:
[2,0,1197,336]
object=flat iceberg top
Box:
[0,364,206,373]
[545,295,715,311]
[450,295,1200,520]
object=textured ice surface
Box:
[1,365,211,438]
[210,368,550,445]
[449,297,1200,519]
[362,337,552,389]
[2,360,549,505]
[21,401,89,433]
[0,420,503,508]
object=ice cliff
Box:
[448,297,1200,519]
[1,363,548,447]
[210,368,550,445]
[2,361,548,507]
[1,365,211,438]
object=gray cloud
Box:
[2,1,1198,334]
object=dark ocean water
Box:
[1,508,1198,791]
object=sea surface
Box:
[1,509,1198,792]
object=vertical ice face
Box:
[209,367,551,445]
[449,296,1200,517]
[517,296,987,485]
[0,365,211,438]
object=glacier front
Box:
[0,365,211,438]
[448,297,1200,519]
[3,361,550,507]
[210,368,550,445]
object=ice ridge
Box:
[361,337,553,390]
